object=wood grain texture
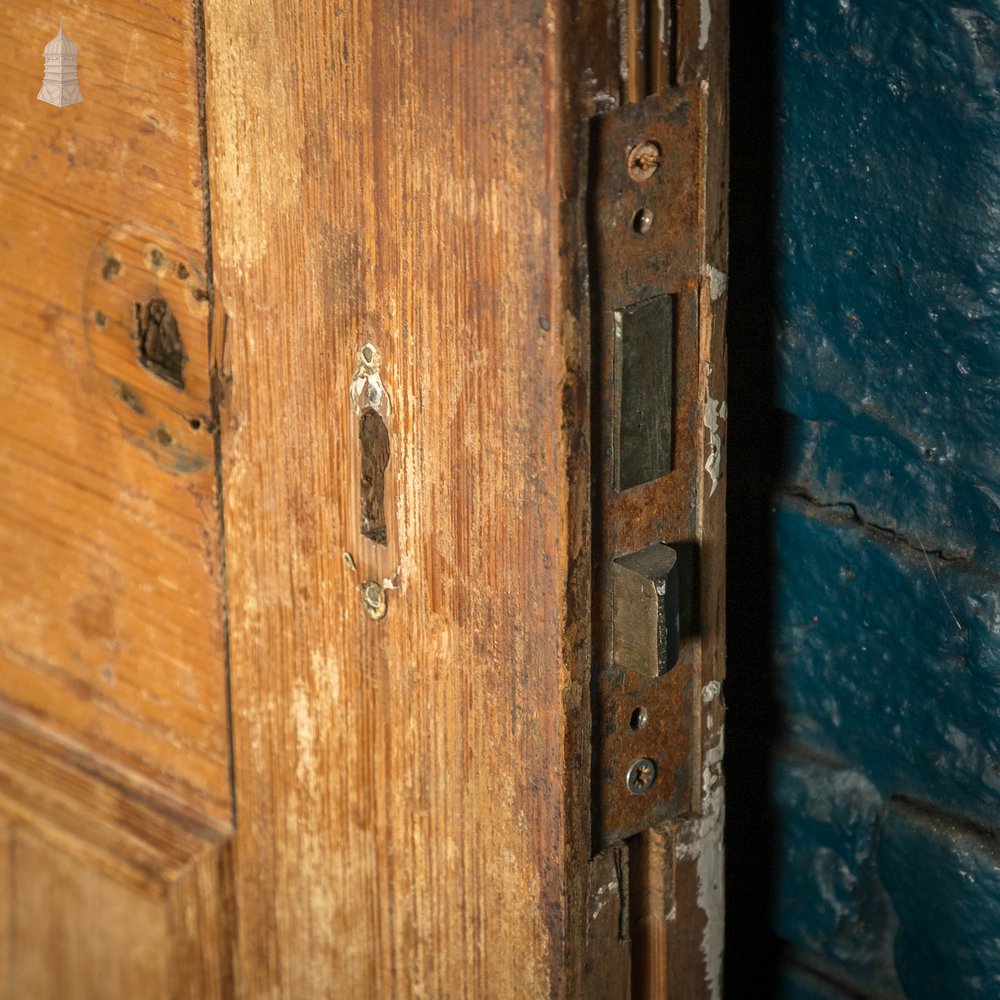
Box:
[0,1,229,823]
[583,844,632,1000]
[0,713,233,999]
[204,0,593,995]
[629,824,674,995]
[0,814,10,990]
[11,827,170,1000]
[668,0,730,996]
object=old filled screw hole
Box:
[632,208,654,234]
[361,580,387,620]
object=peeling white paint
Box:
[591,877,621,922]
[583,66,618,112]
[703,365,727,497]
[676,735,725,1000]
[702,679,721,704]
[699,0,712,49]
[706,263,728,301]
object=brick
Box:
[782,415,1000,568]
[778,963,870,1000]
[774,496,1000,826]
[775,1,1000,500]
[878,798,1000,998]
[772,750,900,993]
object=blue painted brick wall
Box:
[745,0,1000,994]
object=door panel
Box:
[0,3,229,823]
[0,1,727,996]
[202,2,592,994]
[0,715,233,999]
[0,3,233,996]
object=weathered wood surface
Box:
[671,1,730,996]
[0,0,725,994]
[0,1,229,824]
[0,5,233,997]
[203,0,599,995]
[0,711,233,999]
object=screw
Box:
[361,579,387,620]
[627,140,662,182]
[626,757,657,795]
[632,207,654,234]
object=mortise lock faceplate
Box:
[590,85,703,851]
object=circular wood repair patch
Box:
[83,223,213,474]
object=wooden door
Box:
[0,2,727,997]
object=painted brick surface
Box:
[778,963,868,1000]
[879,800,1000,999]
[761,0,1000,993]
[776,0,1000,541]
[772,751,900,994]
[775,497,1000,827]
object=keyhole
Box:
[360,410,390,546]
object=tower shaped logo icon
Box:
[37,18,82,107]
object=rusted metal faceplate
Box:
[591,87,703,850]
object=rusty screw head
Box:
[627,140,662,182]
[626,757,657,795]
[632,208,654,235]
[361,579,387,620]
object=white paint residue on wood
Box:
[676,734,725,1000]
[703,365,727,497]
[699,0,712,49]
[591,877,621,921]
[706,263,728,300]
